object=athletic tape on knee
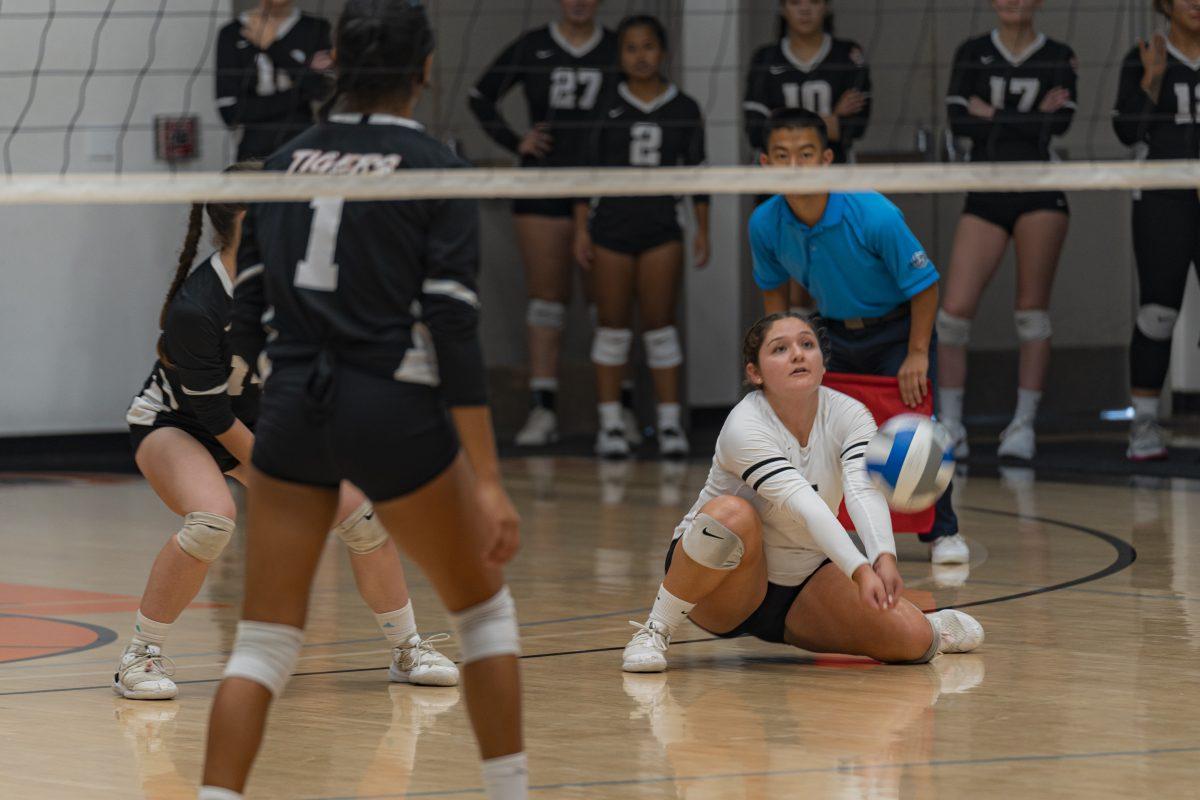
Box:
[591,327,633,367]
[526,299,566,331]
[680,513,744,571]
[1136,303,1179,341]
[332,502,389,555]
[644,326,683,369]
[936,310,971,347]
[223,621,304,697]
[449,586,521,665]
[1014,309,1052,342]
[175,511,235,563]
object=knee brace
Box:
[449,586,521,665]
[526,299,566,331]
[680,512,744,571]
[1014,309,1052,342]
[1136,303,1179,341]
[936,310,971,347]
[644,326,683,369]
[175,511,235,563]
[223,620,304,697]
[591,327,633,367]
[332,502,389,555]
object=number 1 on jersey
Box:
[295,197,343,291]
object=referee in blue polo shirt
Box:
[749,108,968,566]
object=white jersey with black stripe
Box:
[673,387,896,585]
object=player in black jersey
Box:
[1113,0,1200,461]
[216,1,333,161]
[118,165,457,704]
[201,5,525,800]
[572,15,709,459]
[936,2,1078,462]
[469,0,620,447]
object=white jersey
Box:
[674,387,895,585]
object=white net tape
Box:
[2,160,1198,205]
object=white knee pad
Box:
[1136,303,1179,341]
[449,586,521,665]
[680,512,744,571]
[1014,309,1052,342]
[175,512,235,563]
[592,327,633,367]
[223,620,304,698]
[936,310,971,347]
[526,299,566,331]
[332,502,389,555]
[644,326,683,369]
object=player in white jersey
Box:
[622,313,983,672]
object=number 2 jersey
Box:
[1113,41,1200,159]
[946,31,1078,162]
[469,23,619,167]
[239,113,485,408]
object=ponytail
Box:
[157,203,205,365]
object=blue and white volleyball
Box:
[864,415,955,512]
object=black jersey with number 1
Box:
[469,24,619,168]
[1114,41,1200,159]
[946,31,1078,162]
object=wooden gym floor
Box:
[0,458,1198,798]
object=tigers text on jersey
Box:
[743,35,871,162]
[128,254,244,437]
[469,23,619,167]
[946,31,1077,162]
[1114,41,1200,159]
[215,10,332,161]
[674,388,895,585]
[244,113,485,408]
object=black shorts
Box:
[590,198,682,256]
[512,197,574,218]
[129,414,240,474]
[252,358,460,503]
[664,537,831,645]
[963,191,1068,234]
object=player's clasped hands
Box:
[897,350,929,408]
[851,563,889,610]
[873,554,904,609]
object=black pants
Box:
[821,313,959,541]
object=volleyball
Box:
[864,415,955,512]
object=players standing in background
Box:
[118,167,457,703]
[937,0,1078,461]
[216,0,333,161]
[573,16,709,459]
[1113,0,1200,461]
[470,0,620,448]
[201,3,524,799]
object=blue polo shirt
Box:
[749,192,939,320]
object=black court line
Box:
[0,505,1135,698]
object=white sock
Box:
[1012,388,1041,424]
[198,787,243,800]
[657,403,682,432]
[647,584,695,637]
[597,401,623,431]
[1132,395,1159,421]
[481,752,528,800]
[529,377,558,393]
[938,387,964,426]
[375,601,418,648]
[131,610,171,649]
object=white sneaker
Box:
[996,417,1035,460]
[622,620,670,673]
[595,427,631,459]
[943,419,969,459]
[389,634,459,686]
[930,563,970,588]
[514,407,558,447]
[113,643,177,700]
[622,407,643,447]
[658,428,690,459]
[930,534,970,565]
[1127,416,1168,462]
[928,609,984,653]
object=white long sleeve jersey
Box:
[673,388,896,585]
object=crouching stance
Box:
[623,313,982,672]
